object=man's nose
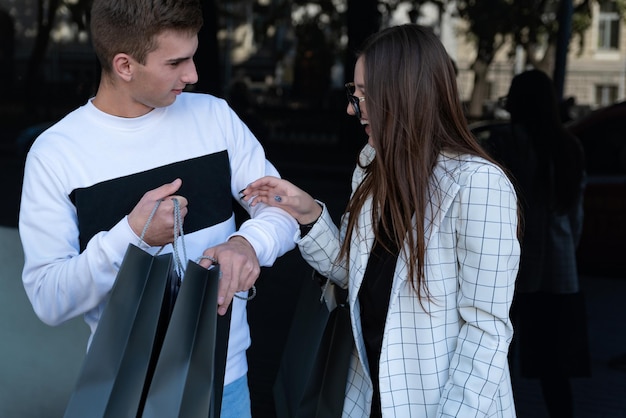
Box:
[183,61,198,85]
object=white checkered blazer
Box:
[298,145,520,417]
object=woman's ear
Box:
[112,53,134,82]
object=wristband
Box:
[298,204,323,237]
[299,220,316,237]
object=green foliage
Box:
[455,0,516,63]
[456,0,625,59]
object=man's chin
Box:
[158,96,178,108]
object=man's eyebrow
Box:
[166,56,192,64]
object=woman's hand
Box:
[242,176,322,225]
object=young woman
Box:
[244,24,520,417]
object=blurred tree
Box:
[195,0,221,95]
[23,0,91,119]
[0,7,15,91]
[292,20,333,100]
[345,0,380,82]
[19,0,621,121]
[24,0,63,110]
[290,0,349,100]
[456,0,513,118]
[554,0,573,100]
[455,0,622,118]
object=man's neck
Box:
[92,80,153,118]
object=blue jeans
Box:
[220,374,252,418]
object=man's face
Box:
[129,30,199,114]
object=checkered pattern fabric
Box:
[298,145,520,417]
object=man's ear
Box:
[112,53,134,82]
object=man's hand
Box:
[199,236,260,316]
[127,179,188,246]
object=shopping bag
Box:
[64,243,177,418]
[65,198,230,417]
[274,272,353,418]
[142,259,230,418]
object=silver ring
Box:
[197,255,218,264]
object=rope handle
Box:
[171,198,187,278]
[138,198,187,277]
[139,198,256,301]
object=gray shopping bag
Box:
[64,244,176,418]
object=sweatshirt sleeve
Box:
[233,163,299,267]
[220,103,298,266]
[19,151,139,326]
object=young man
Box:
[18,1,297,416]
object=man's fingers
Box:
[217,265,239,316]
[218,295,233,316]
[146,178,183,201]
[202,238,259,315]
[167,195,188,216]
[216,260,259,315]
[197,253,218,269]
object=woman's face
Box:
[348,56,372,145]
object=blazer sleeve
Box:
[438,164,520,416]
[296,203,349,288]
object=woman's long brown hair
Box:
[339,24,500,300]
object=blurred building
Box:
[1,0,624,115]
[448,0,626,111]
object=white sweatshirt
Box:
[19,92,297,386]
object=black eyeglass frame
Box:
[345,82,365,119]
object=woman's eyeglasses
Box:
[345,82,365,119]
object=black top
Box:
[359,222,398,418]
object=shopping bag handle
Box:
[196,254,257,301]
[138,198,187,278]
[171,198,187,277]
[141,199,257,302]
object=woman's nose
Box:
[346,102,355,116]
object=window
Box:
[595,84,618,106]
[598,0,620,50]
